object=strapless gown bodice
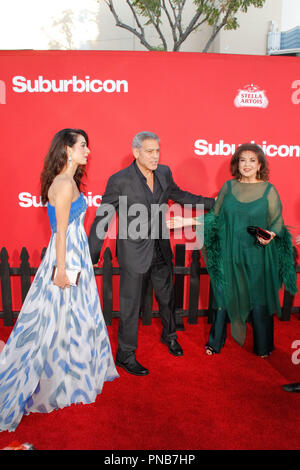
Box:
[47,193,87,233]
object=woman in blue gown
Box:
[0,128,119,432]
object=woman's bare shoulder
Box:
[48,176,74,206]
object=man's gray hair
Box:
[132,131,160,149]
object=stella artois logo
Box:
[234,84,268,108]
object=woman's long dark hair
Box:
[41,128,88,205]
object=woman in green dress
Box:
[169,143,297,357]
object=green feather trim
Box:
[275,226,298,295]
[203,211,224,287]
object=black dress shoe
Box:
[115,356,149,376]
[161,338,183,356]
[282,382,300,393]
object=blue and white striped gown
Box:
[0,193,119,432]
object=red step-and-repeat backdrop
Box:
[1,50,300,311]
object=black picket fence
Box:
[0,245,299,328]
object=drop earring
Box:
[68,153,72,166]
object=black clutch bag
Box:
[247,226,271,247]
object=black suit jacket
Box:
[88,162,214,273]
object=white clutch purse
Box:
[51,266,81,286]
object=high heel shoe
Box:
[205,345,216,355]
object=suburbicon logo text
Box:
[12,75,128,94]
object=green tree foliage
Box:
[105,0,266,51]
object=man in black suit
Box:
[88,131,214,376]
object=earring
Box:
[68,153,72,165]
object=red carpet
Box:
[0,315,300,450]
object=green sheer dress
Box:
[198,180,297,353]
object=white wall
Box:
[217,0,283,55]
[0,0,297,54]
[0,0,101,50]
[281,0,300,30]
